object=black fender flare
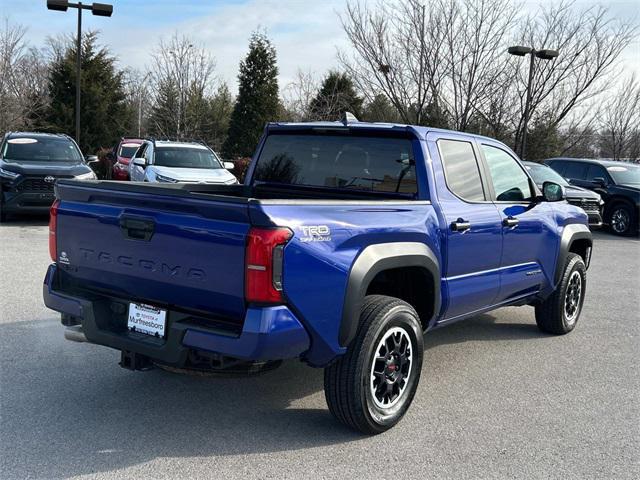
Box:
[339,242,440,347]
[555,223,592,284]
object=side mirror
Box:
[223,161,235,170]
[133,157,146,167]
[592,177,607,187]
[542,181,565,202]
[85,155,99,164]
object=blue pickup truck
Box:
[43,119,592,434]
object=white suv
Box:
[128,140,238,184]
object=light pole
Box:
[47,1,113,148]
[508,46,559,160]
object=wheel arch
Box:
[339,242,440,348]
[556,224,592,284]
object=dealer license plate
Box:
[127,303,167,337]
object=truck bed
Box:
[49,177,438,366]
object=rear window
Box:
[253,133,417,196]
[118,143,141,158]
[2,136,82,162]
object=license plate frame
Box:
[127,303,167,338]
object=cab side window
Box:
[547,161,566,176]
[481,145,533,202]
[438,139,485,202]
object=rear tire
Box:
[607,202,637,236]
[535,253,586,335]
[324,295,424,434]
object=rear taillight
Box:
[49,199,60,262]
[245,227,292,304]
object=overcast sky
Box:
[3,0,639,93]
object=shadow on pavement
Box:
[0,214,49,228]
[0,309,546,479]
[591,230,639,243]
[424,311,546,348]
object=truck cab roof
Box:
[266,120,501,144]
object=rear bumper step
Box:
[43,264,310,365]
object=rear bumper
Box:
[43,264,310,365]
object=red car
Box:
[111,138,143,180]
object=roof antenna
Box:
[341,111,359,126]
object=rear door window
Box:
[564,162,588,180]
[585,164,609,182]
[438,139,485,202]
[254,133,417,195]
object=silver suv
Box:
[128,139,237,184]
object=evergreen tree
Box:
[525,115,562,161]
[223,32,279,158]
[309,71,363,121]
[361,94,401,123]
[148,78,180,138]
[44,31,130,154]
[206,83,234,152]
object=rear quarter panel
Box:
[259,201,441,366]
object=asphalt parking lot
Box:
[1,218,638,480]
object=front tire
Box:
[535,253,586,335]
[324,295,424,434]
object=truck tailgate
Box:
[54,181,250,321]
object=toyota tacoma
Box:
[43,118,592,434]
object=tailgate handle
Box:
[119,216,155,241]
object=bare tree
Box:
[149,32,216,139]
[511,1,637,152]
[340,0,520,128]
[122,68,152,137]
[0,18,47,132]
[599,75,640,160]
[440,0,519,131]
[282,69,319,121]
[339,0,447,124]
[339,0,637,159]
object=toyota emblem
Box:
[44,176,55,183]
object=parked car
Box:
[0,132,96,222]
[128,139,237,184]
[545,157,640,236]
[111,138,143,181]
[44,119,592,434]
[523,161,603,228]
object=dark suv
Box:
[545,158,640,236]
[523,161,603,228]
[0,132,96,222]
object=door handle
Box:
[451,218,471,232]
[502,216,519,228]
[119,216,155,241]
